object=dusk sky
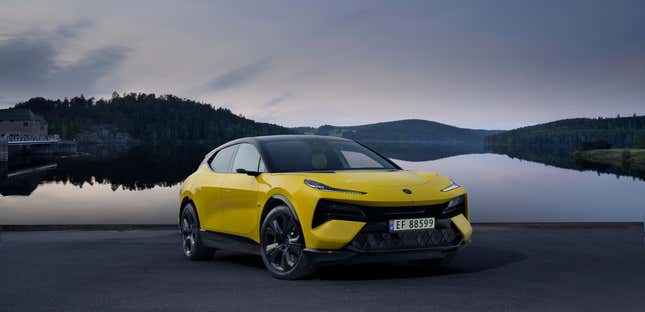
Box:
[1,0,644,130]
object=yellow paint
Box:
[309,220,366,249]
[450,214,473,241]
[180,166,472,250]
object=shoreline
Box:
[575,148,645,170]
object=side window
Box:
[209,145,238,172]
[232,143,261,172]
[258,159,266,172]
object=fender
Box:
[268,194,300,222]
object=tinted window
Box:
[232,143,261,172]
[210,145,238,172]
[262,139,396,172]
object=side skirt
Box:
[200,230,261,255]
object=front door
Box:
[197,144,238,232]
[215,143,262,236]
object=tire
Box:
[180,203,215,261]
[260,205,316,280]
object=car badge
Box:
[402,189,412,194]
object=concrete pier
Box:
[1,140,7,179]
[0,139,7,162]
[6,140,77,160]
[0,161,6,180]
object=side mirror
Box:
[236,168,261,177]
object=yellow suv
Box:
[179,135,471,279]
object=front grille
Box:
[347,221,462,251]
[361,203,449,221]
[312,199,464,228]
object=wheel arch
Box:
[179,196,196,224]
[260,194,300,227]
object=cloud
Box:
[205,59,271,93]
[0,25,126,102]
[1,2,644,128]
[264,91,293,108]
[54,20,92,39]
[0,37,55,89]
[53,46,127,92]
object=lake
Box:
[1,144,643,224]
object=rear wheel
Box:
[260,205,315,279]
[180,203,215,261]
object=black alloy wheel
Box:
[180,203,215,260]
[260,205,315,279]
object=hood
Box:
[297,170,433,189]
[272,170,462,206]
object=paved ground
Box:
[1,224,644,311]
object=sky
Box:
[1,0,644,130]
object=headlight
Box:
[443,195,465,215]
[447,195,465,208]
[304,179,366,195]
[441,180,461,192]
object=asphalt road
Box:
[1,224,644,312]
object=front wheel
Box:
[260,205,316,279]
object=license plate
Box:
[389,217,435,232]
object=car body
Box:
[179,135,471,279]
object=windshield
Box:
[261,138,398,172]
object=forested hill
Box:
[293,119,502,144]
[14,93,291,144]
[485,115,645,150]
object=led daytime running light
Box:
[441,181,461,192]
[304,179,366,195]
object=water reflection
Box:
[1,182,179,224]
[1,143,644,224]
[3,142,640,197]
[400,155,645,222]
[487,145,645,181]
[1,142,488,195]
[47,145,208,191]
[1,145,209,195]
[363,141,485,162]
[0,167,53,196]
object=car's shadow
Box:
[316,245,526,280]
[210,244,527,281]
[212,252,265,269]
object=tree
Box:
[578,140,611,151]
[635,131,645,148]
[13,93,293,144]
[486,115,645,151]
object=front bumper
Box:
[303,215,471,265]
[305,199,473,250]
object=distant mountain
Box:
[14,93,292,145]
[293,119,502,144]
[485,115,645,150]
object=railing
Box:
[0,134,61,144]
